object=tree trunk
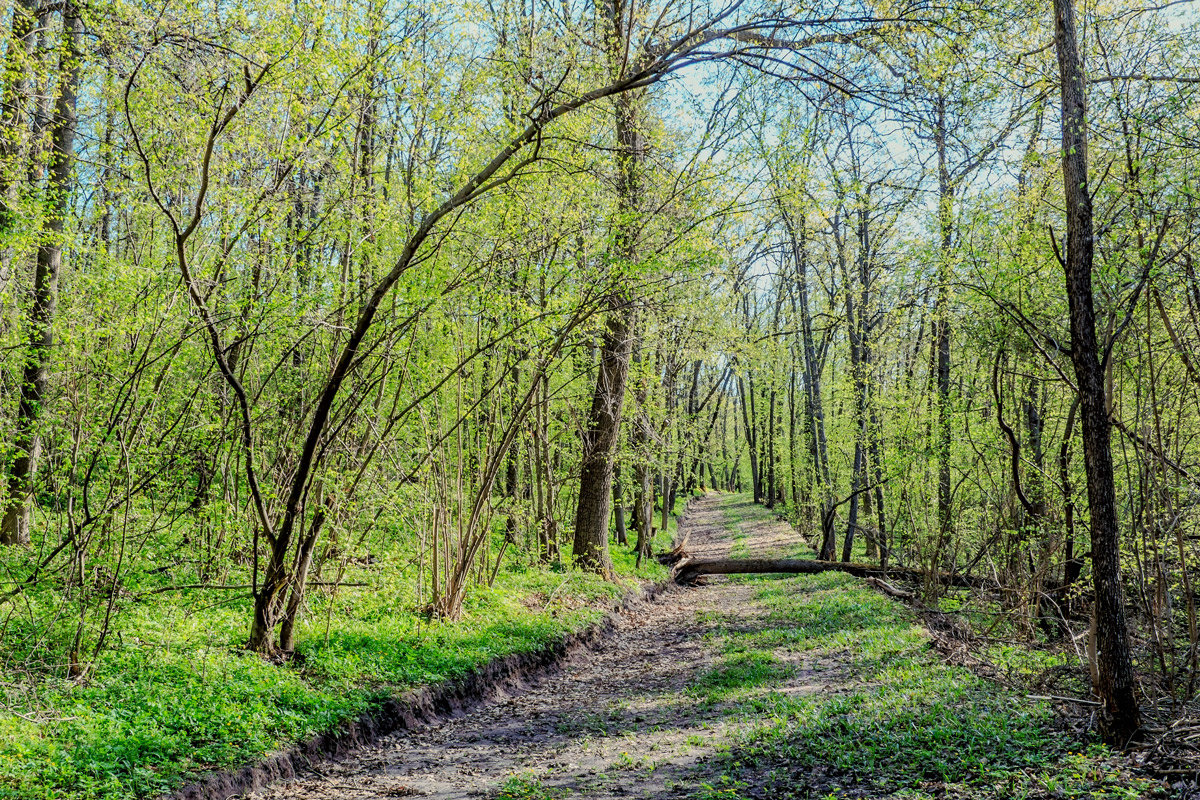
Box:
[788,361,799,512]
[572,57,643,574]
[571,298,632,577]
[2,8,80,545]
[278,497,330,653]
[738,374,760,503]
[765,389,777,510]
[842,201,873,563]
[934,93,955,564]
[1052,0,1140,744]
[868,403,887,564]
[612,464,628,546]
[780,208,833,553]
[633,455,654,562]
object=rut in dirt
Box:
[243,493,824,800]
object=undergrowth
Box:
[689,499,1167,800]
[0,504,680,800]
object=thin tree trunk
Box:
[868,401,887,564]
[788,358,799,512]
[278,496,329,652]
[3,9,80,545]
[739,374,760,502]
[842,201,873,563]
[843,279,866,562]
[934,93,955,564]
[788,214,834,557]
[613,464,628,546]
[1052,0,1140,744]
[765,389,777,509]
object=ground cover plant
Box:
[687,500,1166,799]
[2,0,1200,794]
[0,518,676,800]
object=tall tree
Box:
[570,0,643,575]
[2,5,81,545]
[1051,0,1140,744]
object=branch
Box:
[992,349,1039,517]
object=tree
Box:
[570,0,643,573]
[2,4,81,545]
[1051,0,1139,744]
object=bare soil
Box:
[242,494,827,800]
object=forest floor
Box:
[0,508,678,800]
[243,494,1168,800]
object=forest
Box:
[1,0,1199,797]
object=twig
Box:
[1027,693,1103,706]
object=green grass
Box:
[0,503,679,800]
[494,773,564,800]
[690,651,796,700]
[688,496,1165,800]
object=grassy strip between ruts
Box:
[0,517,677,800]
[687,495,1166,800]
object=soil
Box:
[241,494,827,800]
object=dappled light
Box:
[0,0,1198,796]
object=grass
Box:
[687,497,1167,800]
[0,500,681,800]
[3,491,1159,800]
[494,774,564,800]
[689,650,796,700]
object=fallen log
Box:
[672,557,997,590]
[863,576,915,599]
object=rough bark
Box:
[572,298,633,577]
[571,34,643,573]
[1052,0,1140,745]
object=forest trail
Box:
[244,493,847,800]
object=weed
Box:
[686,495,1167,800]
[0,511,679,800]
[690,651,796,700]
[494,774,563,800]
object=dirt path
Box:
[243,494,822,800]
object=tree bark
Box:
[1052,0,1140,745]
[842,199,875,563]
[278,496,329,653]
[612,464,628,546]
[674,556,996,590]
[571,297,633,577]
[571,23,643,573]
[780,207,834,556]
[2,8,80,545]
[933,93,954,564]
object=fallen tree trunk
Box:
[672,557,997,590]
